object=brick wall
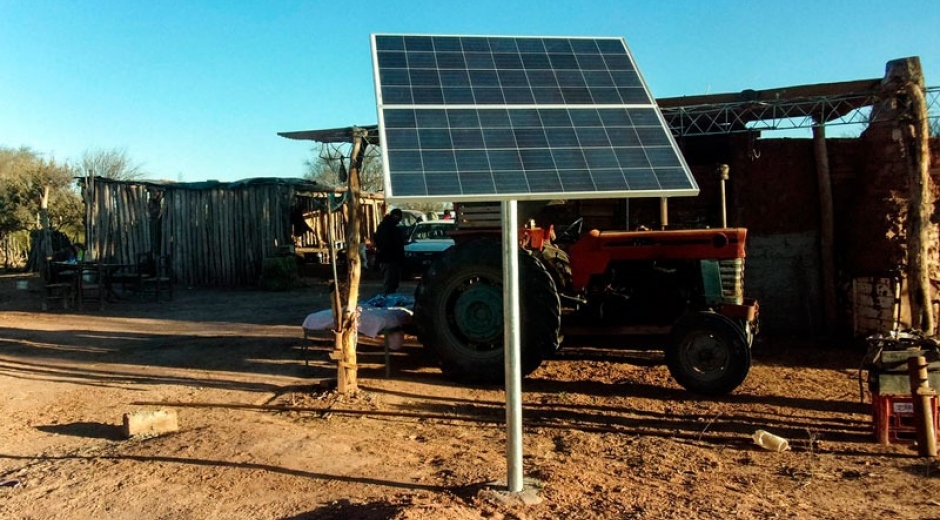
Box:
[852,276,905,336]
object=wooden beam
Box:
[657,78,881,108]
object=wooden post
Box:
[39,185,52,272]
[907,355,938,457]
[883,57,935,336]
[335,128,369,395]
[812,123,838,335]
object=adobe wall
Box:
[847,122,940,279]
[845,127,940,335]
[625,135,825,334]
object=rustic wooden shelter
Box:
[81,176,383,286]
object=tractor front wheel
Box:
[665,312,751,395]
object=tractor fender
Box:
[675,311,750,347]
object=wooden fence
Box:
[82,177,384,286]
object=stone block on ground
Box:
[122,409,179,439]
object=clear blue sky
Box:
[2,0,937,183]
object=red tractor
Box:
[412,202,759,395]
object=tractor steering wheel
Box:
[556,218,583,244]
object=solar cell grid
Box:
[372,34,698,201]
[375,35,653,108]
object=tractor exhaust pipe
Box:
[660,198,668,230]
[718,164,730,228]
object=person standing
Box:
[374,208,405,294]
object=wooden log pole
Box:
[907,355,938,457]
[905,67,935,336]
[336,129,369,395]
[885,57,935,335]
[38,185,52,272]
[813,123,839,335]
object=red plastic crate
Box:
[872,393,940,445]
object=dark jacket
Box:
[374,216,405,263]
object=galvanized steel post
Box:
[501,200,523,492]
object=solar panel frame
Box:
[372,33,699,203]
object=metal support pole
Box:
[501,200,523,492]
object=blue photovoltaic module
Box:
[371,34,698,202]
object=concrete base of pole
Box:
[480,478,543,506]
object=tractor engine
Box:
[580,258,699,325]
[564,228,750,325]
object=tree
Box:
[304,144,384,193]
[0,148,38,237]
[0,146,82,268]
[0,147,39,267]
[76,147,146,180]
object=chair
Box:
[138,252,173,301]
[41,259,75,311]
[76,262,105,310]
[107,259,141,296]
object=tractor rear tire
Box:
[414,238,561,384]
[665,312,751,395]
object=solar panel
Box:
[371,34,699,202]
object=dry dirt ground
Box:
[2,270,940,520]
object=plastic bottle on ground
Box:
[752,429,790,452]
